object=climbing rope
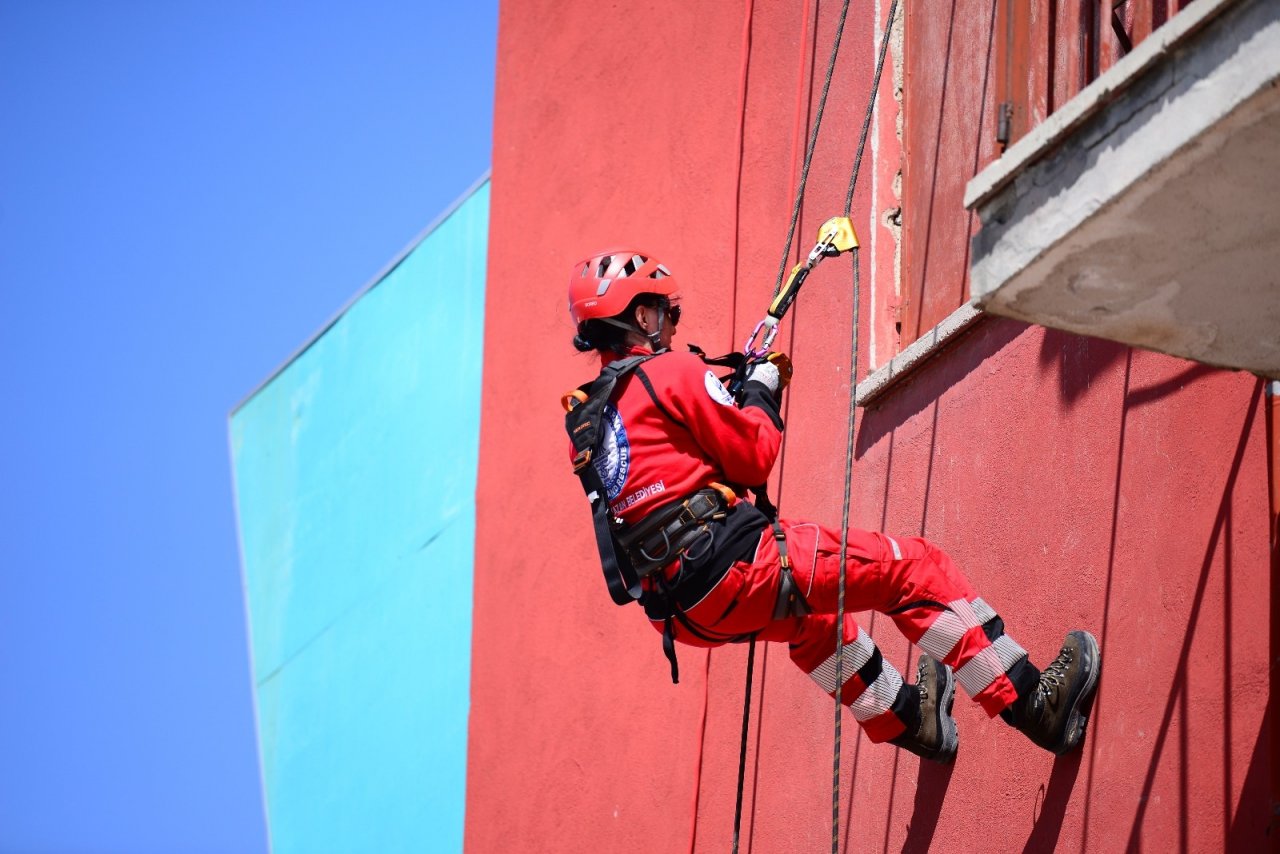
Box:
[832,3,897,852]
[730,0,859,847]
[755,0,900,851]
[843,0,896,217]
[771,0,856,299]
[724,3,758,854]
[707,0,899,849]
[731,638,757,854]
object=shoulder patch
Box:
[704,370,734,406]
[593,404,631,500]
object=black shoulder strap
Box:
[633,366,686,429]
[566,354,654,605]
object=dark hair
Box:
[573,293,665,354]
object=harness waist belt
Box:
[615,488,728,578]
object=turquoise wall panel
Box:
[230,179,488,853]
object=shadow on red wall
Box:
[1106,378,1267,851]
[847,329,1268,850]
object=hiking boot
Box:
[890,655,958,764]
[1009,630,1101,755]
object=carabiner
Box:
[743,217,859,357]
[743,316,780,359]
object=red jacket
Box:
[575,347,783,523]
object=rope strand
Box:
[833,5,897,851]
[726,3,758,852]
[845,0,898,216]
[773,0,856,297]
[731,638,757,854]
[832,247,861,853]
[730,0,756,355]
[687,651,713,854]
[726,0,900,849]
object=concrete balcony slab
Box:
[965,0,1280,379]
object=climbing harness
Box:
[563,352,773,683]
[770,520,813,620]
[614,485,733,578]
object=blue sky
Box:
[0,3,496,850]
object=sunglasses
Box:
[654,298,682,327]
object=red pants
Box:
[651,519,1028,743]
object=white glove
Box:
[745,360,780,393]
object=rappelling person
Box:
[562,248,1102,761]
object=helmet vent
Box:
[570,249,678,326]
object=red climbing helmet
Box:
[568,248,680,325]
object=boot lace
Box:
[917,659,931,703]
[1037,647,1074,697]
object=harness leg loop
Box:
[770,521,813,620]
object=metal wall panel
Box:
[230,180,489,853]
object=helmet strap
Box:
[597,316,660,351]
[647,308,665,349]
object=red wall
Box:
[469,1,1271,851]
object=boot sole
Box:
[929,658,959,764]
[1055,630,1101,755]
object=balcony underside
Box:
[966,0,1280,379]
